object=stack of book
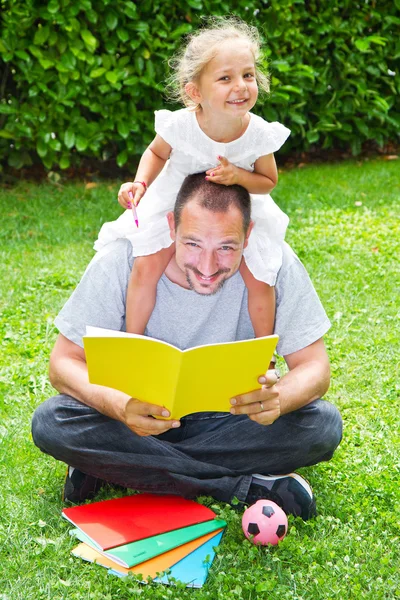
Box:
[63,493,226,588]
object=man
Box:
[32,173,342,520]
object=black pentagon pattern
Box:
[276,524,286,538]
[262,505,275,518]
[247,522,260,535]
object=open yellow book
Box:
[83,326,278,420]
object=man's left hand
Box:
[205,156,239,186]
[230,370,281,425]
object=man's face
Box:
[167,199,253,295]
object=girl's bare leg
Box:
[240,259,276,342]
[126,245,175,334]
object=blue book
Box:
[109,531,224,588]
[155,530,224,588]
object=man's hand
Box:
[230,369,281,426]
[229,339,331,425]
[124,397,181,437]
[205,156,240,186]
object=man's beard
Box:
[184,264,231,296]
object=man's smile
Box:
[184,264,231,293]
[194,271,219,283]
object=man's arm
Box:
[49,334,180,436]
[230,338,330,425]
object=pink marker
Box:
[128,191,139,228]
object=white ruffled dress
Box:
[95,108,290,286]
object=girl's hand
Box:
[205,156,239,186]
[118,181,146,209]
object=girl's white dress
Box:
[95,108,290,286]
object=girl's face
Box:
[192,39,259,118]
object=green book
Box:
[71,518,226,568]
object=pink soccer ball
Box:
[242,500,288,546]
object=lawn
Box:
[0,158,399,599]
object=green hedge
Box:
[0,0,399,172]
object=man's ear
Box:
[243,220,254,249]
[167,211,176,241]
[185,81,202,104]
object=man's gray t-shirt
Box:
[55,239,330,357]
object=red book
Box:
[62,493,216,551]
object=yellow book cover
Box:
[83,326,278,420]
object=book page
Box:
[173,336,278,419]
[84,336,181,411]
[85,326,179,350]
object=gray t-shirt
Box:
[55,239,330,357]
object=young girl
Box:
[94,18,290,338]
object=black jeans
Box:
[32,395,342,503]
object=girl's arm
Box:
[205,153,278,195]
[118,134,172,208]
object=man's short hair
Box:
[174,172,251,232]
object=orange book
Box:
[71,529,224,578]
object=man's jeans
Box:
[31,395,342,504]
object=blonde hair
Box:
[167,16,270,110]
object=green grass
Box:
[0,158,399,599]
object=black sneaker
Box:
[63,467,105,504]
[246,473,317,520]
